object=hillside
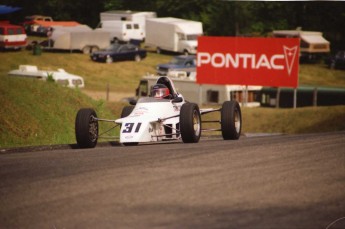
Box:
[0,75,123,148]
[1,49,345,148]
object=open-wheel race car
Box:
[75,76,242,148]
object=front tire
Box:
[221,101,242,140]
[180,103,201,143]
[75,108,98,148]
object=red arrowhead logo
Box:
[283,46,298,76]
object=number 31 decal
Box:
[122,122,142,133]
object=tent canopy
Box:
[0,5,21,15]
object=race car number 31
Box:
[122,123,142,133]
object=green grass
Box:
[1,48,345,148]
[201,105,345,136]
[0,76,122,148]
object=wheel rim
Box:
[135,55,141,62]
[89,115,98,142]
[193,110,201,137]
[234,109,241,134]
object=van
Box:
[97,20,144,42]
[0,23,27,50]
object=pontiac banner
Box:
[196,36,300,88]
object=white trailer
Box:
[145,17,203,55]
[49,25,110,54]
[136,71,262,107]
[8,65,85,88]
[99,10,156,37]
[96,20,144,42]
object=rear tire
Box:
[75,108,98,148]
[180,103,201,143]
[221,101,242,140]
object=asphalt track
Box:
[0,132,345,229]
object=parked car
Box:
[156,55,196,76]
[22,15,53,35]
[90,43,147,63]
[325,50,345,69]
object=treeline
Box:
[2,0,345,50]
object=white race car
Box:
[75,76,242,147]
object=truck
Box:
[136,71,262,107]
[47,25,110,54]
[96,20,145,43]
[145,17,203,55]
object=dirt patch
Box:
[82,90,134,102]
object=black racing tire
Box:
[121,106,134,118]
[180,103,201,143]
[221,101,242,140]
[75,108,98,148]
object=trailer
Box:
[48,25,111,54]
[145,17,203,55]
[99,10,156,38]
[136,71,262,106]
[273,29,330,62]
[97,20,144,42]
[8,65,85,88]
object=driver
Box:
[150,84,171,99]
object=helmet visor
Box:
[151,88,170,98]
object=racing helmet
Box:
[150,84,170,99]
